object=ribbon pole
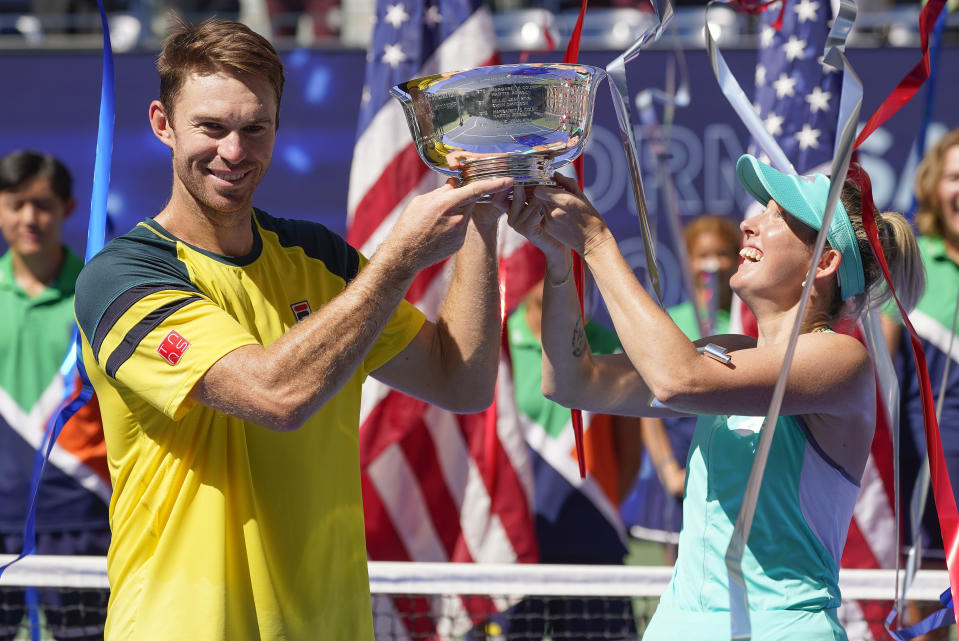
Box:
[0,0,114,583]
[561,0,590,479]
[635,49,698,333]
[603,0,675,305]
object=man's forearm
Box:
[193,177,514,429]
[431,217,502,409]
[194,242,420,431]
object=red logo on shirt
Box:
[290,300,311,322]
[157,330,190,366]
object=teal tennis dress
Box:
[642,414,860,640]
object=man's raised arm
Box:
[189,177,512,431]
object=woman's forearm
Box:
[583,237,703,404]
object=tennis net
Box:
[0,554,951,640]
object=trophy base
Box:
[459,154,557,187]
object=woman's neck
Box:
[752,299,832,345]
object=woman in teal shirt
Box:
[508,155,925,640]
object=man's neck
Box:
[11,246,65,298]
[155,194,254,257]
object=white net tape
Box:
[0,555,949,601]
[0,556,951,640]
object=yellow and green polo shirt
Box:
[74,209,425,641]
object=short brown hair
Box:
[683,215,741,257]
[157,16,285,127]
[914,128,959,239]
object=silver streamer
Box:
[604,0,674,303]
[705,0,864,637]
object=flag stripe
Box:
[400,419,471,560]
[582,414,621,506]
[362,477,438,641]
[868,397,898,534]
[356,171,446,258]
[852,452,898,567]
[348,144,430,248]
[522,414,626,541]
[0,375,110,501]
[492,349,537,509]
[353,7,537,639]
[843,518,891,641]
[405,262,448,307]
[910,308,959,363]
[499,242,546,312]
[358,390,423,466]
[362,471,412,562]
[458,411,537,560]
[368,442,448,561]
[423,407,520,562]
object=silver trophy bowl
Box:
[391,63,607,186]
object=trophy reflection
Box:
[391,63,606,186]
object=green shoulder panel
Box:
[74,222,198,357]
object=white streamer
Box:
[706,0,863,637]
[603,0,675,303]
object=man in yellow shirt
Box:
[74,18,512,641]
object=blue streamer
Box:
[915,5,946,163]
[886,587,956,641]
[907,4,946,219]
[86,0,114,263]
[0,0,113,589]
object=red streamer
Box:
[563,0,588,66]
[853,0,946,149]
[848,164,959,626]
[728,0,780,15]
[563,0,589,479]
[846,0,955,625]
[771,0,787,31]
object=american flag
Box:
[347,1,542,638]
[753,4,896,639]
[753,0,842,174]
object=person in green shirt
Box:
[0,150,111,641]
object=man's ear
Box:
[149,100,174,149]
[814,248,842,282]
[63,196,76,220]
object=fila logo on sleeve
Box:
[291,301,311,322]
[158,330,190,366]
